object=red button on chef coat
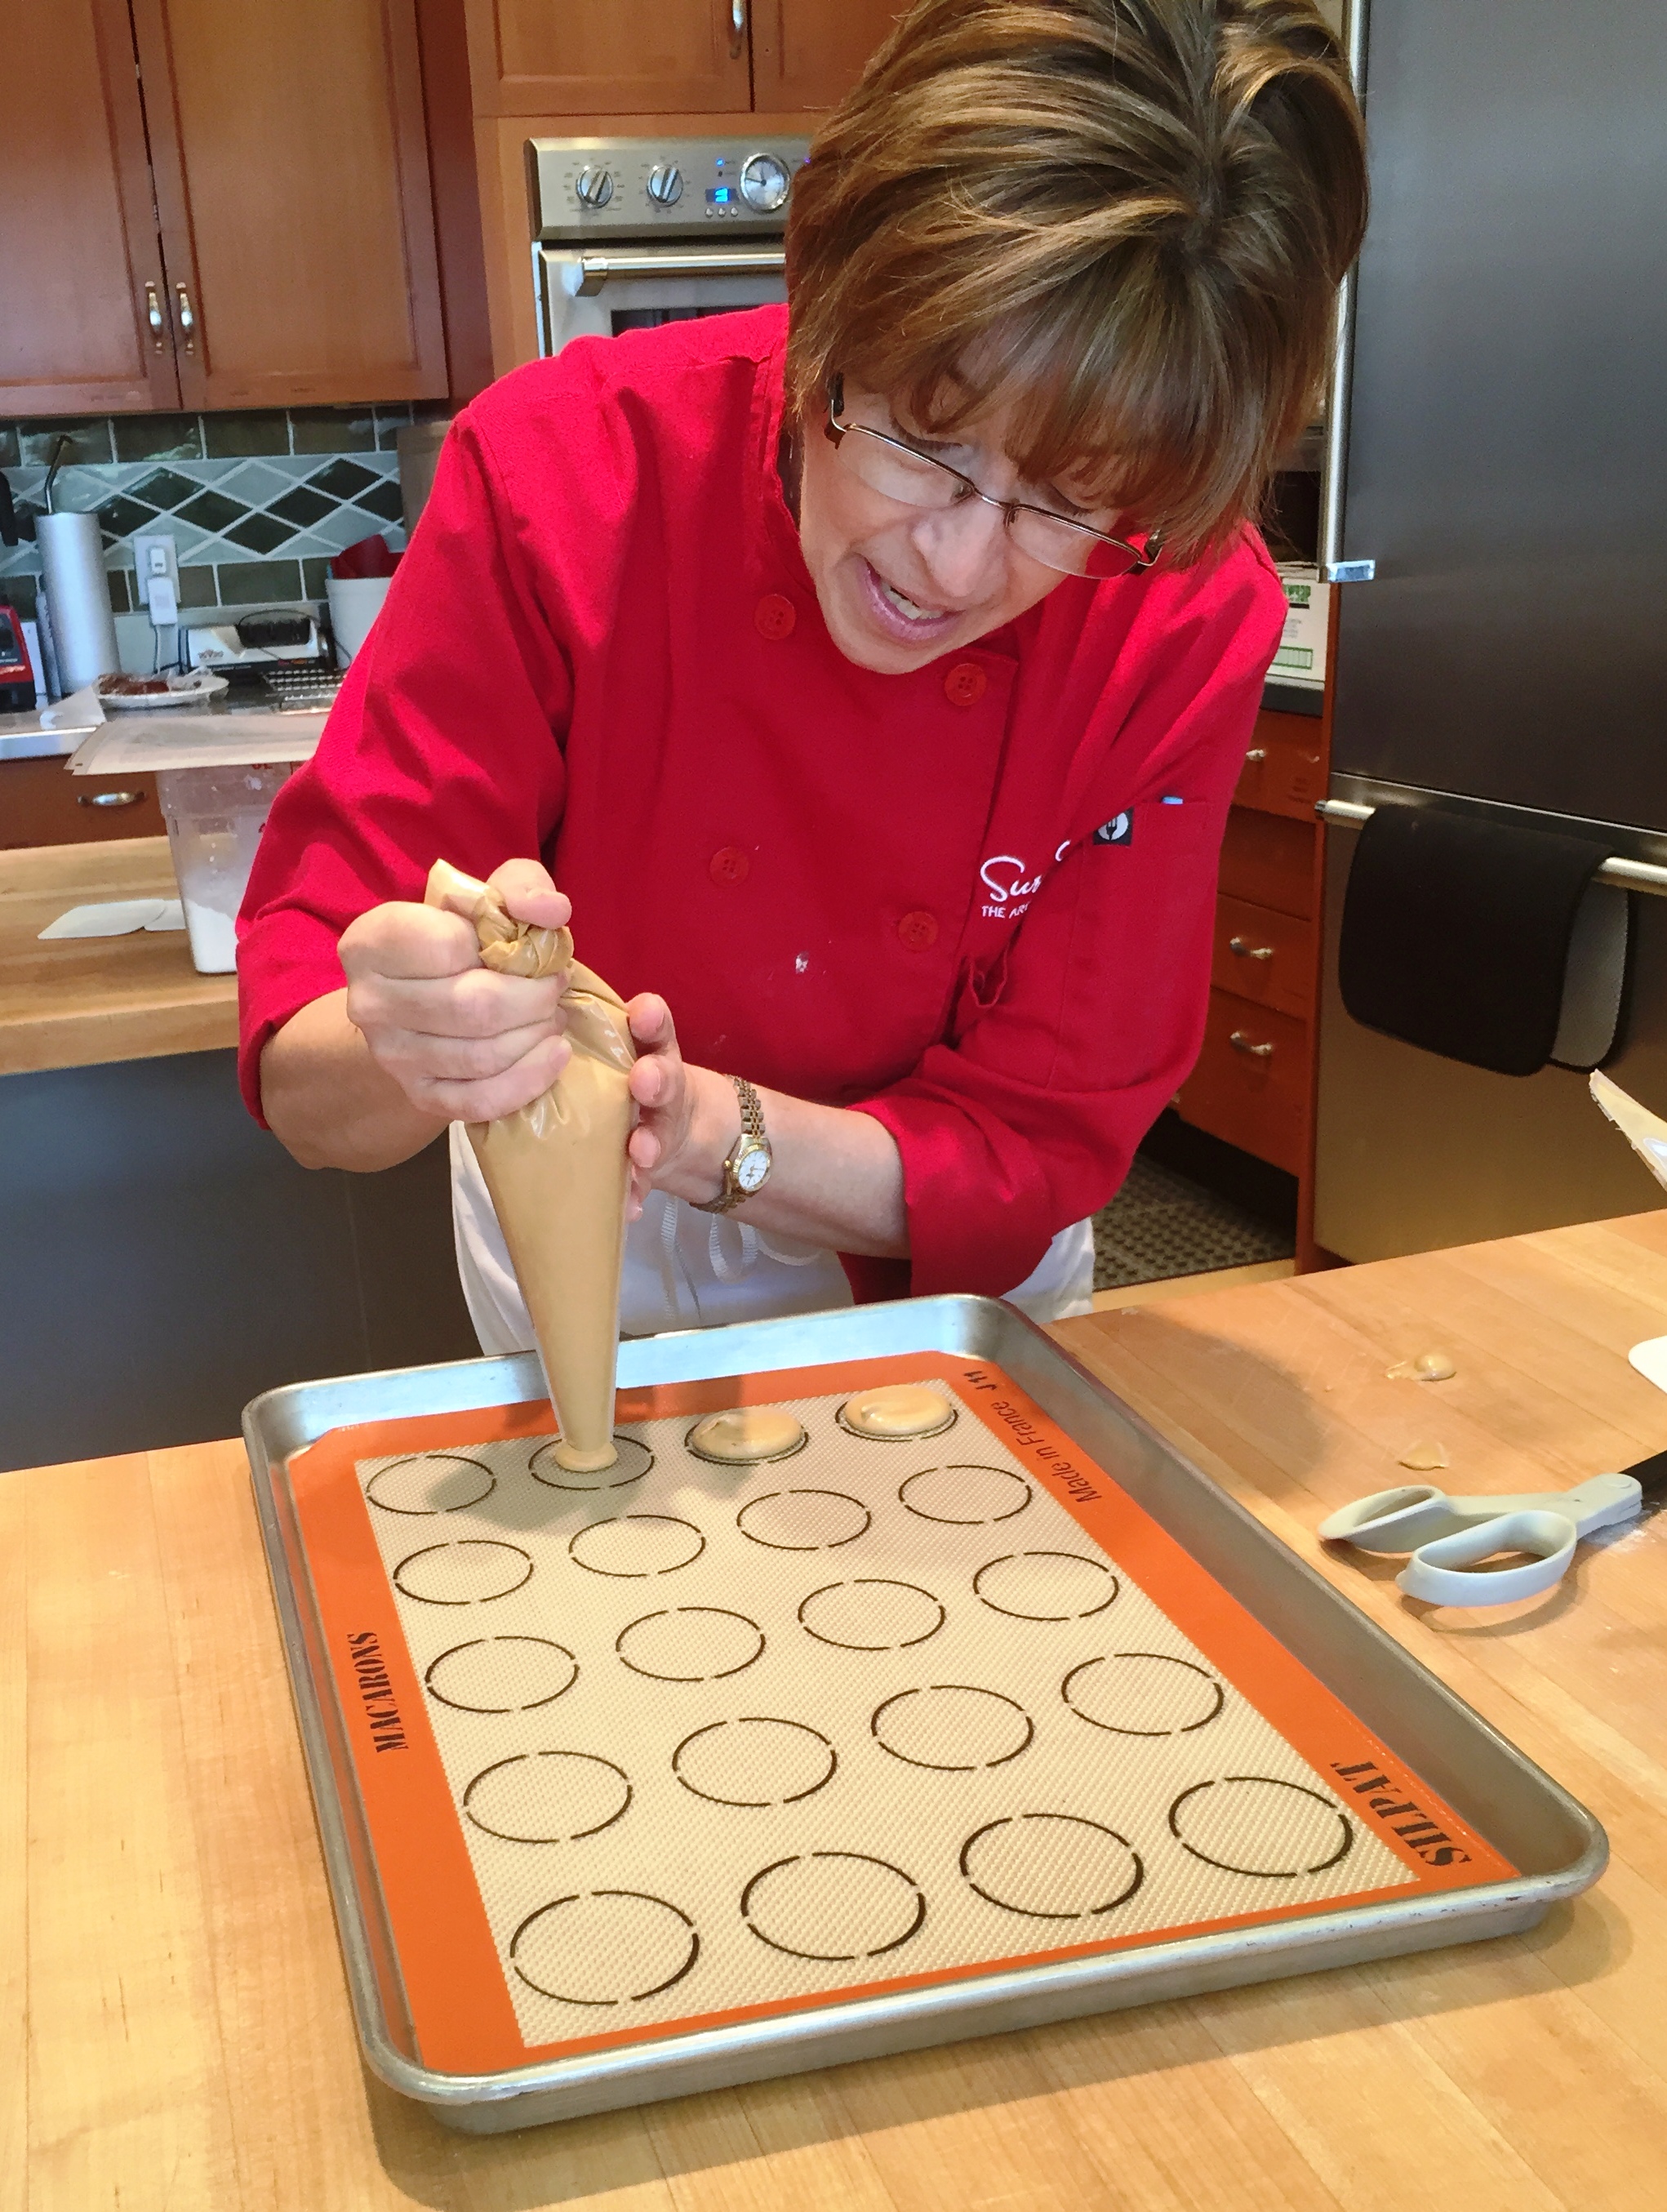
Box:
[238,306,1283,1301]
[754,594,796,640]
[710,846,750,884]
[943,661,987,707]
[897,910,939,950]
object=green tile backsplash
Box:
[0,401,451,617]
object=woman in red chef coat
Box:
[241,0,1366,1346]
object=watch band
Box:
[691,1075,771,1215]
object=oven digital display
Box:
[706,187,734,204]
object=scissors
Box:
[1319,1448,1667,1606]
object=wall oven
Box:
[527,135,809,356]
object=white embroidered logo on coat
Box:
[979,853,1044,920]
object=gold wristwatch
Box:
[693,1075,772,1215]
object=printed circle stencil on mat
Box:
[365,1453,496,1515]
[798,1578,947,1650]
[973,1551,1118,1621]
[899,1463,1033,1525]
[392,1539,533,1604]
[464,1750,632,1844]
[961,1813,1145,1919]
[870,1685,1034,1771]
[742,1852,927,1961]
[736,1488,872,1550]
[616,1606,767,1682]
[511,1891,700,2006]
[425,1636,579,1713]
[568,1515,705,1578]
[673,1718,838,1807]
[1063,1652,1225,1737]
[1169,1776,1354,1877]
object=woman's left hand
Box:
[625,995,735,1217]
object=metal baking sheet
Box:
[243,1297,1606,2132]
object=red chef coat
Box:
[237,305,1285,1300]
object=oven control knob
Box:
[574,164,614,210]
[740,152,791,213]
[647,162,683,207]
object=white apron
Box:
[448,1121,1094,1355]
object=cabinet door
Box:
[0,759,166,850]
[750,0,899,109]
[131,0,448,408]
[465,0,750,118]
[0,0,181,415]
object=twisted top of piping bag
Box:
[424,860,637,1074]
[425,857,573,977]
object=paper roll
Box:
[36,512,119,690]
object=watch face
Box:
[736,1144,771,1194]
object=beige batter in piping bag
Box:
[425,860,636,1471]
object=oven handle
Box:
[566,247,786,298]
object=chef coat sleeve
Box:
[850,569,1286,1300]
[234,406,578,1125]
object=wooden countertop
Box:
[0,836,237,1076]
[11,1213,1667,2208]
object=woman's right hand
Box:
[338,859,573,1123]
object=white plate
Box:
[96,670,229,712]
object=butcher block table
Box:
[10,1213,1667,2210]
[0,835,235,1076]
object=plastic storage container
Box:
[157,763,291,974]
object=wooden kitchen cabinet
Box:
[466,0,751,117]
[1176,987,1309,1178]
[0,757,166,850]
[7,0,452,417]
[752,0,902,108]
[1,0,182,416]
[130,0,449,408]
[465,0,892,116]
[1176,603,1339,1260]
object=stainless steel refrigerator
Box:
[1313,0,1667,1260]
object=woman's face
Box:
[797,381,1085,675]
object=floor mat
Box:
[1092,1155,1295,1291]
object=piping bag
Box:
[426,861,637,1471]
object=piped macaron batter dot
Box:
[687,1408,807,1464]
[838,1384,957,1440]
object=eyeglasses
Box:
[822,375,1159,582]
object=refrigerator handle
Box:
[1319,0,1375,585]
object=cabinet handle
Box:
[729,0,745,57]
[1229,1030,1274,1059]
[1243,745,1268,763]
[176,284,198,354]
[78,790,145,809]
[144,283,166,352]
[1228,935,1275,962]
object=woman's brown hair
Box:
[785,0,1367,563]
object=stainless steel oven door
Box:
[536,245,787,356]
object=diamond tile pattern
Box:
[226,510,294,554]
[310,457,380,501]
[0,403,417,604]
[131,467,202,510]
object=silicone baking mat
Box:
[287,1352,1515,2075]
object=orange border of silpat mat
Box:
[286,1351,1518,2077]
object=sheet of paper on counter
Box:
[67,710,326,776]
[38,899,187,940]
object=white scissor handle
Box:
[1320,1471,1642,1555]
[1397,1509,1579,1606]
